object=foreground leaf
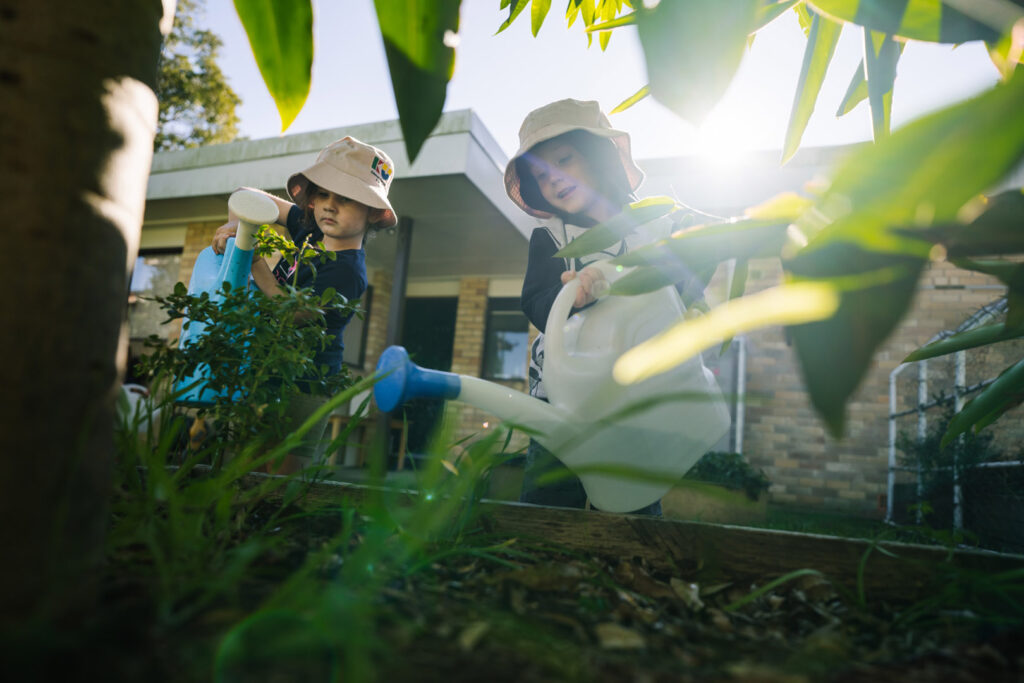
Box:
[554,197,678,259]
[611,84,650,114]
[612,218,790,275]
[782,9,842,164]
[234,0,313,131]
[896,190,1024,258]
[787,247,927,435]
[613,282,840,385]
[904,321,1024,362]
[375,0,460,162]
[863,30,901,140]
[943,358,1024,447]
[636,0,761,125]
[808,0,1010,43]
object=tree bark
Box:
[0,0,172,622]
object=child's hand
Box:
[212,220,239,255]
[561,265,607,308]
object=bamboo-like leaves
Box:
[780,72,1024,433]
[894,190,1024,259]
[863,30,902,140]
[611,84,650,114]
[791,71,1024,254]
[374,0,460,162]
[808,0,1012,44]
[782,9,842,164]
[942,358,1024,447]
[836,37,905,119]
[613,282,841,385]
[497,0,529,33]
[234,0,313,131]
[904,322,1024,362]
[553,197,678,259]
[531,0,551,36]
[635,0,761,125]
[952,258,1024,327]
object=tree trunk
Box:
[0,0,172,622]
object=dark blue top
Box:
[270,205,367,375]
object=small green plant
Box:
[684,450,772,501]
[137,227,358,459]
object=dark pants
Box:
[519,439,662,516]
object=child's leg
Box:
[266,392,332,475]
[519,438,588,509]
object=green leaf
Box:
[987,30,1023,81]
[497,0,529,33]
[553,197,678,259]
[531,0,551,36]
[585,11,637,32]
[863,30,901,140]
[782,9,843,164]
[374,0,460,162]
[790,72,1024,254]
[952,257,1024,326]
[612,218,790,275]
[808,0,1012,43]
[756,0,802,31]
[942,358,1024,447]
[636,0,762,124]
[787,247,927,435]
[234,0,313,131]
[836,59,869,116]
[896,190,1024,258]
[614,282,840,384]
[609,265,684,296]
[904,322,1024,362]
[610,84,650,114]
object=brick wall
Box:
[740,258,1021,516]
[445,277,531,454]
[362,268,393,373]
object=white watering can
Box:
[374,261,731,512]
[175,190,280,405]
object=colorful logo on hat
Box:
[371,156,392,184]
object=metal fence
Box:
[887,297,1024,537]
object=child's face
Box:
[309,188,370,242]
[525,139,607,220]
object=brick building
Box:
[133,112,1021,517]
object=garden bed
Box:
[12,471,1022,682]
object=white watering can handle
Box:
[544,277,594,379]
[228,189,279,251]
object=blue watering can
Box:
[175,190,279,405]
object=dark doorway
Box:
[401,297,458,453]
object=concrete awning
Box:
[144,110,535,279]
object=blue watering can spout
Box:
[374,346,462,412]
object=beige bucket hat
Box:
[287,136,398,229]
[504,98,645,218]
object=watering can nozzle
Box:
[374,346,461,412]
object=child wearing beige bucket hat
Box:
[211,136,397,473]
[506,99,710,515]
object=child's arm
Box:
[521,229,603,330]
[212,187,294,255]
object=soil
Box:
[5,493,1023,683]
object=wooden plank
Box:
[260,475,1024,601]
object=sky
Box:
[200,0,1000,162]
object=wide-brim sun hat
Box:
[287,136,398,229]
[504,98,645,218]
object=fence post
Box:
[916,360,928,524]
[953,350,966,532]
[887,372,897,524]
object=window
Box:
[128,249,182,339]
[342,285,372,368]
[482,298,529,381]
